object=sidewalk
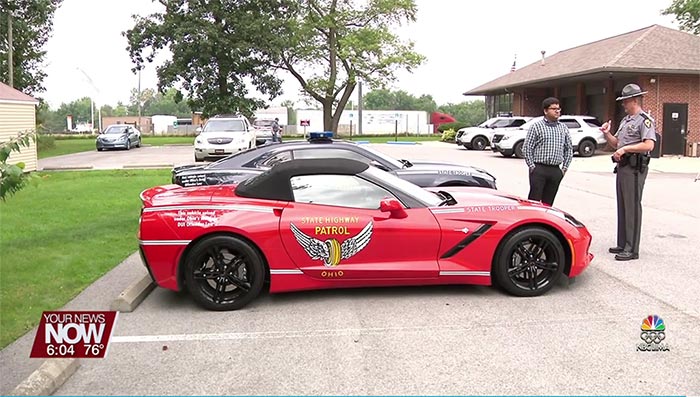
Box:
[569,154,700,174]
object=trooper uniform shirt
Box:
[615,112,657,148]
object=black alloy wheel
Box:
[184,235,265,310]
[494,227,565,297]
[513,141,524,158]
[578,139,596,157]
[471,136,488,151]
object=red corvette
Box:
[138,158,593,310]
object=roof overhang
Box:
[0,98,40,105]
[463,67,700,96]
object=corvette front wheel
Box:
[493,227,565,297]
[184,235,265,310]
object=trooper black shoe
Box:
[615,252,639,261]
[609,246,624,254]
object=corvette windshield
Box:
[356,145,405,169]
[362,166,442,207]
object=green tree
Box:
[280,99,297,125]
[662,0,700,34]
[364,89,395,109]
[52,97,93,129]
[276,0,425,133]
[124,0,296,119]
[0,0,63,94]
[438,100,486,126]
[146,88,193,117]
[363,89,436,113]
[36,100,66,132]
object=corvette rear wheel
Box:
[184,235,265,310]
[493,227,565,297]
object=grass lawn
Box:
[37,139,97,159]
[37,136,195,159]
[142,136,194,146]
[0,169,172,349]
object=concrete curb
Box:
[9,359,79,396]
[386,141,418,145]
[122,164,174,169]
[40,166,94,171]
[110,273,156,313]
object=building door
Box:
[662,103,688,155]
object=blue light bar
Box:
[308,131,334,139]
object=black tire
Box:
[125,140,131,150]
[513,141,524,158]
[500,150,513,157]
[493,227,565,297]
[471,136,488,151]
[184,235,265,310]
[578,139,596,157]
[136,138,141,148]
[194,155,203,162]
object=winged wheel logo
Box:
[290,222,373,267]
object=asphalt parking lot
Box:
[5,141,700,395]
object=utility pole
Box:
[137,66,142,131]
[357,81,363,136]
[8,13,13,87]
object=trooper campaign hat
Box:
[616,83,648,101]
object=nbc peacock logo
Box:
[637,315,670,351]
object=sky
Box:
[39,0,680,110]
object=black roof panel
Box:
[235,158,369,201]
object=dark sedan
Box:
[172,134,497,189]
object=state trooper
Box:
[600,83,657,261]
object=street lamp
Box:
[76,67,101,133]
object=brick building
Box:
[463,25,700,156]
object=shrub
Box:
[437,122,468,133]
[37,135,56,150]
[441,128,456,143]
[1,131,38,201]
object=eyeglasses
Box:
[547,107,561,111]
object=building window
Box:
[487,93,514,117]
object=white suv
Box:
[194,115,256,162]
[455,117,530,150]
[492,115,606,158]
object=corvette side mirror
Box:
[379,198,407,218]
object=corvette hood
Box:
[427,186,541,208]
[405,161,496,180]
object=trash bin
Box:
[650,132,661,158]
